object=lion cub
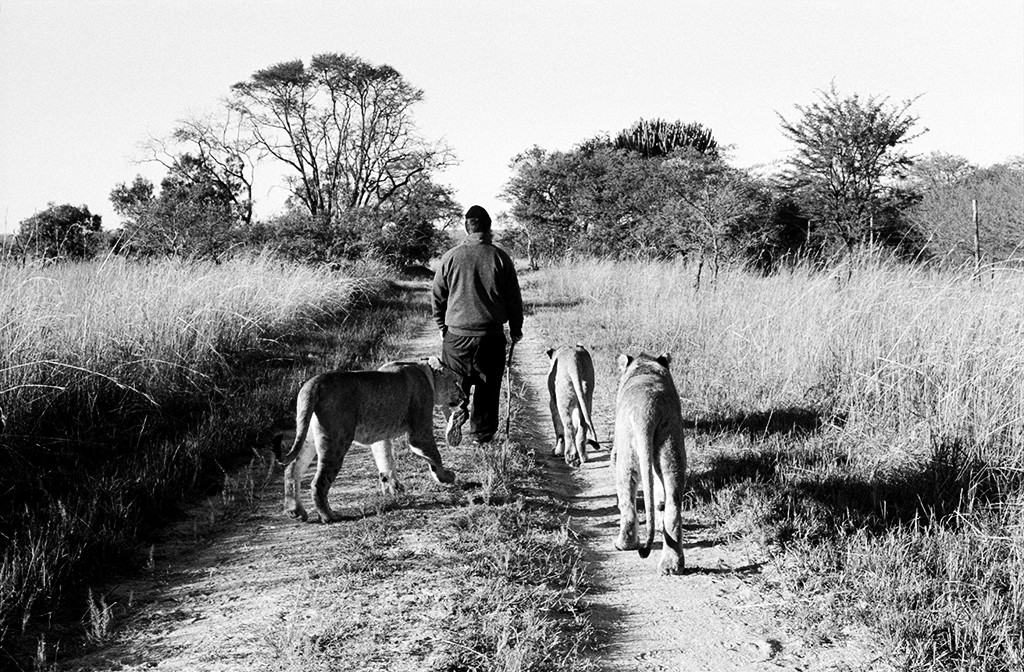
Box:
[612,352,687,574]
[273,357,464,523]
[546,344,600,467]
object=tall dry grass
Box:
[525,255,1024,670]
[1,256,380,415]
[0,255,387,650]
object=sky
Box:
[1,1,1022,234]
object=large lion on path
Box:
[612,352,687,575]
[273,357,464,523]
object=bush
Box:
[260,207,449,268]
[16,203,102,261]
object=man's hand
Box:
[511,330,523,343]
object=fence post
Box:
[973,198,981,278]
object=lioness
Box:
[612,352,687,575]
[546,344,600,467]
[272,357,464,523]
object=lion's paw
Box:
[614,533,639,551]
[285,504,308,522]
[430,464,457,484]
[659,554,685,575]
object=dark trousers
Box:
[442,331,507,442]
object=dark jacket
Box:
[432,232,524,337]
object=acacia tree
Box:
[779,84,924,254]
[230,53,453,220]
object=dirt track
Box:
[514,321,886,671]
[56,308,886,671]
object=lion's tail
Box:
[637,427,656,560]
[568,364,600,451]
[273,376,319,466]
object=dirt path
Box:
[512,321,886,671]
[56,318,464,671]
[55,309,883,671]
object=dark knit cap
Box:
[465,205,491,227]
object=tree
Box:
[110,160,242,261]
[142,111,259,226]
[503,125,762,266]
[16,203,102,261]
[906,151,976,188]
[779,84,924,254]
[502,146,587,264]
[504,119,732,265]
[370,174,460,267]
[907,156,1024,263]
[229,53,453,220]
[257,174,457,268]
[662,150,763,286]
[109,175,154,224]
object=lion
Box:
[546,344,600,467]
[611,352,687,575]
[272,356,465,523]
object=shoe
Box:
[445,409,467,446]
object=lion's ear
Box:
[656,352,672,368]
[427,355,443,370]
[545,348,555,359]
[617,353,633,372]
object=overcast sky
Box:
[1,1,1022,233]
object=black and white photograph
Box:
[1,2,1022,670]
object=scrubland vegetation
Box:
[526,255,1024,671]
[0,256,392,655]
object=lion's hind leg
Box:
[612,421,640,551]
[570,405,589,466]
[657,440,686,575]
[548,362,565,457]
[561,405,583,467]
[311,423,353,523]
[283,430,316,522]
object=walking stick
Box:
[503,339,517,441]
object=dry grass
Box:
[524,255,1024,670]
[0,255,391,658]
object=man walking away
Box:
[432,205,524,444]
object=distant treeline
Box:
[6,51,459,270]
[500,98,1023,274]
[5,70,1021,273]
